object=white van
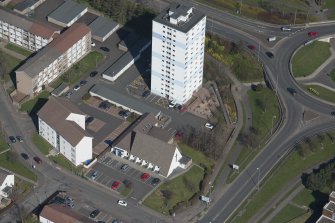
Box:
[281,27,291,31]
[267,36,277,42]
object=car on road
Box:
[205,123,214,130]
[308,31,318,37]
[21,153,29,160]
[151,178,160,186]
[34,156,42,164]
[100,46,110,52]
[90,209,100,218]
[91,42,96,47]
[90,71,98,77]
[142,90,150,98]
[141,173,150,181]
[79,80,87,86]
[91,171,98,180]
[248,45,256,50]
[74,85,80,91]
[16,136,23,142]
[266,51,274,58]
[117,200,127,207]
[267,36,277,42]
[281,27,291,31]
[9,136,16,143]
[287,87,297,96]
[111,181,121,190]
[121,164,129,172]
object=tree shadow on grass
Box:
[306,190,329,223]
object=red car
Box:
[34,156,42,164]
[111,181,121,190]
[248,45,256,50]
[308,31,318,38]
[140,173,150,181]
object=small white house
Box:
[37,96,92,166]
[0,169,14,198]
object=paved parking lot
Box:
[87,153,162,201]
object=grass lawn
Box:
[20,91,49,114]
[325,0,335,8]
[227,88,279,183]
[0,151,37,181]
[292,188,315,206]
[32,133,50,155]
[330,68,335,83]
[144,165,204,215]
[49,154,83,175]
[292,41,331,77]
[270,204,308,223]
[5,43,32,57]
[0,136,9,153]
[230,132,335,223]
[303,84,335,104]
[178,143,215,171]
[0,51,22,82]
[50,51,104,88]
[15,177,34,196]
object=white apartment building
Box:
[151,3,206,104]
[37,96,92,166]
[0,8,58,51]
[16,23,91,96]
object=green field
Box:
[0,51,22,82]
[271,204,309,223]
[50,51,104,88]
[0,151,37,181]
[303,84,335,104]
[5,43,32,57]
[32,133,50,155]
[20,91,49,114]
[330,69,335,82]
[0,136,9,153]
[292,41,331,77]
[144,165,204,215]
[230,132,335,223]
[49,154,83,175]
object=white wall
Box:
[75,136,92,166]
[66,113,86,130]
[38,117,57,149]
[39,215,54,223]
[166,147,183,177]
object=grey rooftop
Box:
[47,0,87,25]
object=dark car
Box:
[287,87,297,96]
[21,153,29,160]
[142,90,150,98]
[79,80,87,86]
[151,178,161,186]
[266,52,274,58]
[90,71,98,77]
[90,209,100,218]
[9,136,16,143]
[99,101,111,110]
[118,110,131,119]
[100,47,110,52]
[16,136,23,142]
[34,156,42,164]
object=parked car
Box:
[281,27,291,31]
[266,51,274,58]
[331,111,335,116]
[121,164,129,172]
[111,181,121,190]
[142,90,150,98]
[34,156,42,164]
[74,85,80,91]
[79,80,87,86]
[117,200,127,207]
[151,178,161,186]
[99,101,111,110]
[9,136,16,143]
[140,173,150,181]
[308,31,318,38]
[21,153,29,160]
[90,71,98,77]
[100,47,110,52]
[118,110,131,119]
[65,91,73,98]
[248,45,256,50]
[205,123,214,130]
[16,136,23,142]
[90,209,100,218]
[91,171,98,180]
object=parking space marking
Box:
[95,172,104,181]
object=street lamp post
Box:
[271,115,277,135]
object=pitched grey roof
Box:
[89,16,118,39]
[131,131,176,177]
[47,0,87,26]
[37,96,91,146]
[154,3,205,33]
[89,84,160,115]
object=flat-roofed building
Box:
[0,8,59,51]
[37,96,93,166]
[47,0,88,27]
[13,0,46,15]
[89,16,119,42]
[16,23,91,96]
